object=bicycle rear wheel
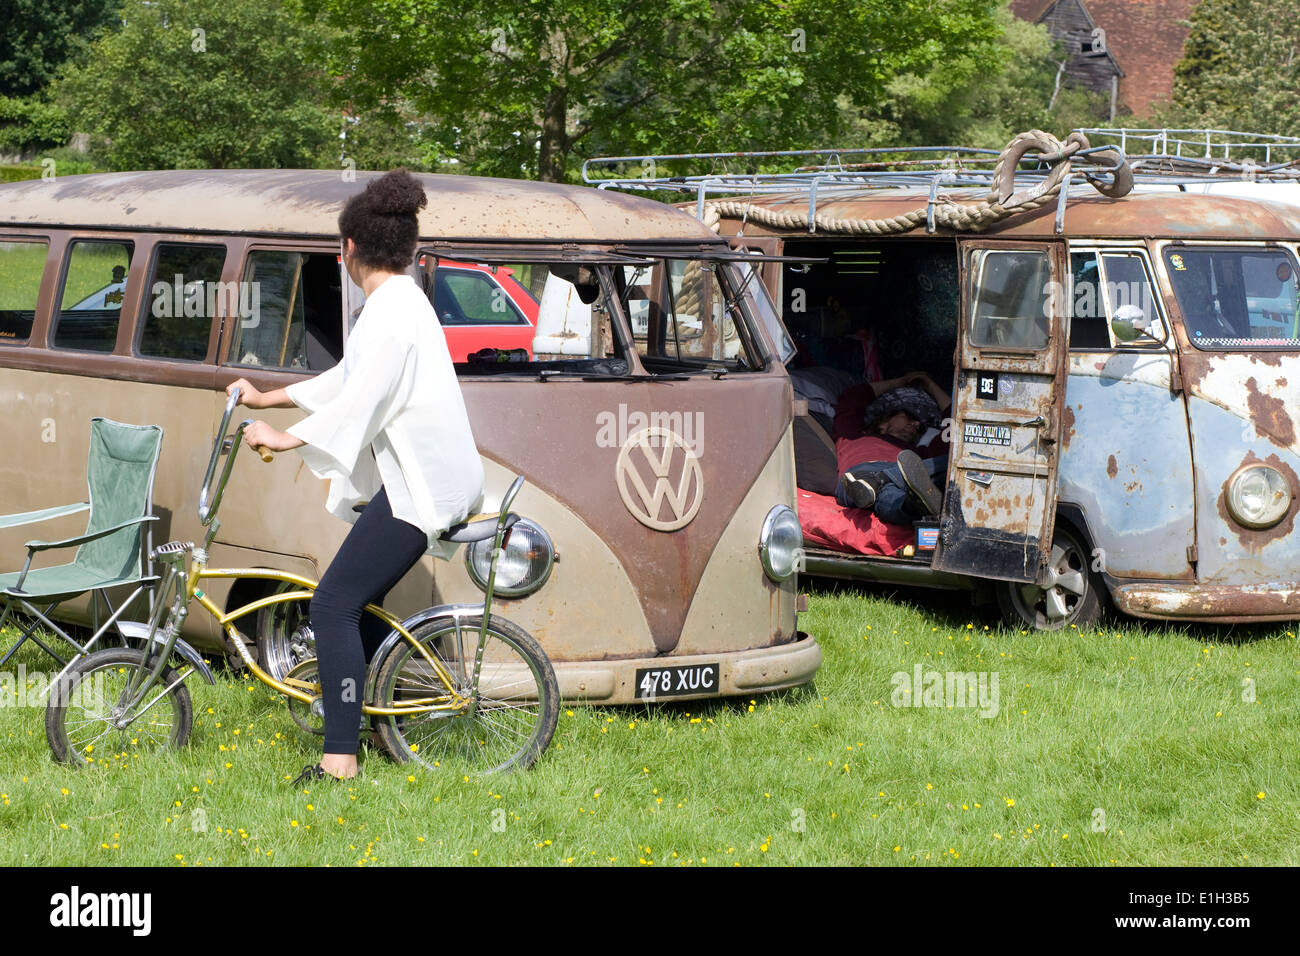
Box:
[372,615,558,773]
[45,648,193,765]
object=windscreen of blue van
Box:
[1164,247,1300,348]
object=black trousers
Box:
[311,487,427,753]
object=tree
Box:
[301,0,1007,181]
[1163,0,1300,136]
[0,0,121,98]
[843,5,1110,150]
[53,0,340,170]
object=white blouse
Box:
[285,274,485,559]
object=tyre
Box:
[372,615,559,773]
[282,658,325,736]
[45,647,194,765]
[996,524,1102,631]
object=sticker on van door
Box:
[962,423,1013,446]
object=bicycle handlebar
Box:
[198,387,272,526]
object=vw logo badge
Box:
[615,426,703,531]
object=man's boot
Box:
[897,450,943,516]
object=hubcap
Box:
[1013,540,1088,627]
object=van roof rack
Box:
[583,128,1300,234]
[1080,127,1300,176]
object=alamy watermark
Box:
[595,403,705,456]
[151,276,260,328]
[50,886,151,936]
[1,663,109,709]
[890,665,1000,718]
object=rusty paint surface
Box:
[1112,581,1300,620]
[931,240,1068,582]
[711,190,1300,242]
[463,375,790,654]
[1244,377,1296,448]
[0,170,720,242]
[1060,404,1076,447]
[1184,375,1300,583]
[1058,352,1196,580]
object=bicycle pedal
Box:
[152,540,194,558]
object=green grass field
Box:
[0,240,125,315]
[0,588,1295,866]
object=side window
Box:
[138,242,226,361]
[0,239,48,343]
[1068,252,1111,349]
[225,250,343,370]
[969,250,1050,349]
[432,267,529,326]
[1101,253,1164,345]
[53,240,133,352]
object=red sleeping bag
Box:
[796,490,914,557]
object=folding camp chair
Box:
[0,418,162,670]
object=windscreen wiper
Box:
[535,369,690,382]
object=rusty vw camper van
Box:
[589,129,1300,630]
[0,169,818,702]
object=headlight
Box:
[1225,465,1292,529]
[760,505,803,582]
[464,519,555,597]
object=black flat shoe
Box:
[842,471,878,510]
[289,763,357,786]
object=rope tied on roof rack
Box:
[703,130,1131,235]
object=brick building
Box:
[1010,0,1196,120]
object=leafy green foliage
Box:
[1163,0,1300,135]
[52,0,339,170]
[0,0,121,98]
[301,0,1010,181]
[843,7,1110,150]
[0,95,70,154]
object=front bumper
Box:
[553,632,821,704]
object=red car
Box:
[419,257,540,361]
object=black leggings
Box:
[311,487,428,753]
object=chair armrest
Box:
[0,502,90,531]
[25,515,158,553]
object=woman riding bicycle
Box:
[228,169,485,782]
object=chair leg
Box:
[12,601,85,666]
[45,587,150,690]
[0,611,69,667]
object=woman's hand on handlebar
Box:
[227,378,294,410]
[243,421,304,454]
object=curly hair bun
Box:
[366,168,428,216]
[339,168,428,272]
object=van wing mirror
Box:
[1110,308,1161,343]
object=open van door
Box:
[932,241,1069,584]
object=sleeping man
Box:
[833,372,950,526]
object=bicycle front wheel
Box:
[372,615,558,773]
[45,648,194,766]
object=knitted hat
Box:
[862,386,942,432]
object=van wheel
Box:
[256,585,314,683]
[996,525,1101,631]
